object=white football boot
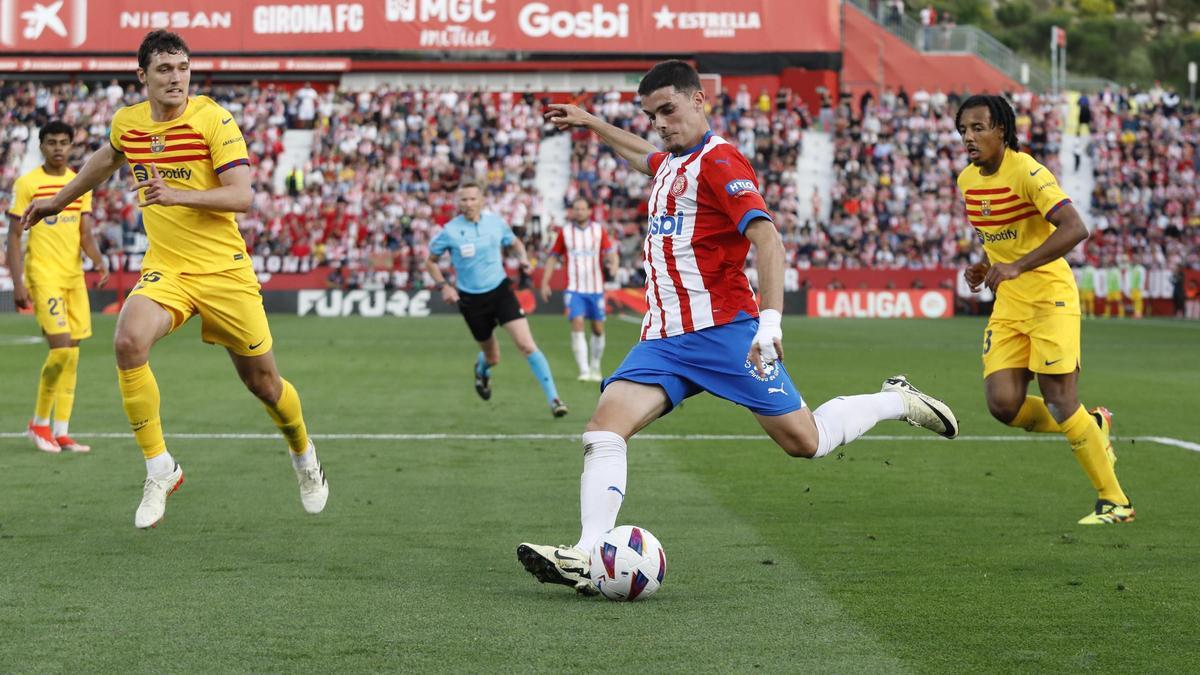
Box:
[516,543,598,595]
[293,440,329,514]
[882,375,960,439]
[134,463,184,529]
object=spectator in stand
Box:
[919,4,937,50]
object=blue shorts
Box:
[565,291,606,321]
[603,317,804,417]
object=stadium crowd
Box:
[1077,86,1199,274]
[1,80,1196,299]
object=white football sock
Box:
[570,331,589,376]
[145,450,175,478]
[811,391,905,458]
[589,333,605,372]
[33,415,50,426]
[292,442,317,469]
[52,420,69,437]
[575,430,627,552]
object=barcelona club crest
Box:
[150,135,165,153]
[980,199,991,216]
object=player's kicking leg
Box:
[754,375,958,459]
[114,295,183,529]
[230,349,328,514]
[517,380,666,595]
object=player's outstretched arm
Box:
[136,163,252,213]
[744,218,785,374]
[544,104,657,176]
[21,144,125,230]
[983,203,1089,291]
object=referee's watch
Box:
[433,281,447,290]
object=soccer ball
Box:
[590,525,666,601]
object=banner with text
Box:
[807,289,954,319]
[0,0,839,55]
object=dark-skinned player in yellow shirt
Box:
[955,95,1131,525]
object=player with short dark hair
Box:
[425,183,568,417]
[6,120,108,453]
[539,197,619,381]
[956,94,1131,525]
[20,30,327,528]
[517,59,959,594]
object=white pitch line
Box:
[1,431,1197,451]
[1138,436,1200,453]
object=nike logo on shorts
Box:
[248,339,266,350]
[1044,358,1062,366]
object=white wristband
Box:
[758,309,782,330]
[752,309,783,364]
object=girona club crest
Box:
[980,199,991,216]
[670,174,688,196]
[150,135,165,153]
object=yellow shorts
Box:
[982,314,1080,377]
[30,279,92,340]
[129,266,273,356]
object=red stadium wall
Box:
[716,70,839,118]
[841,4,1020,107]
[781,68,840,116]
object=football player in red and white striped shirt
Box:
[517,60,960,595]
[539,197,619,382]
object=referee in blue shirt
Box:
[425,182,567,417]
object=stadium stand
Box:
[1,81,1195,307]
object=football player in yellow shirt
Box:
[6,121,108,454]
[955,95,1132,525]
[20,30,327,528]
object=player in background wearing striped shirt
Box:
[517,60,960,594]
[6,121,108,453]
[957,95,1131,525]
[539,197,619,382]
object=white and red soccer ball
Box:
[590,525,666,601]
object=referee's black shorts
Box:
[457,278,526,342]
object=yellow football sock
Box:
[34,347,72,421]
[1009,395,1060,433]
[53,347,80,425]
[118,363,167,459]
[1062,405,1128,504]
[265,378,310,454]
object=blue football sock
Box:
[476,352,492,378]
[526,351,559,404]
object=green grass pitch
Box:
[1,313,1197,672]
